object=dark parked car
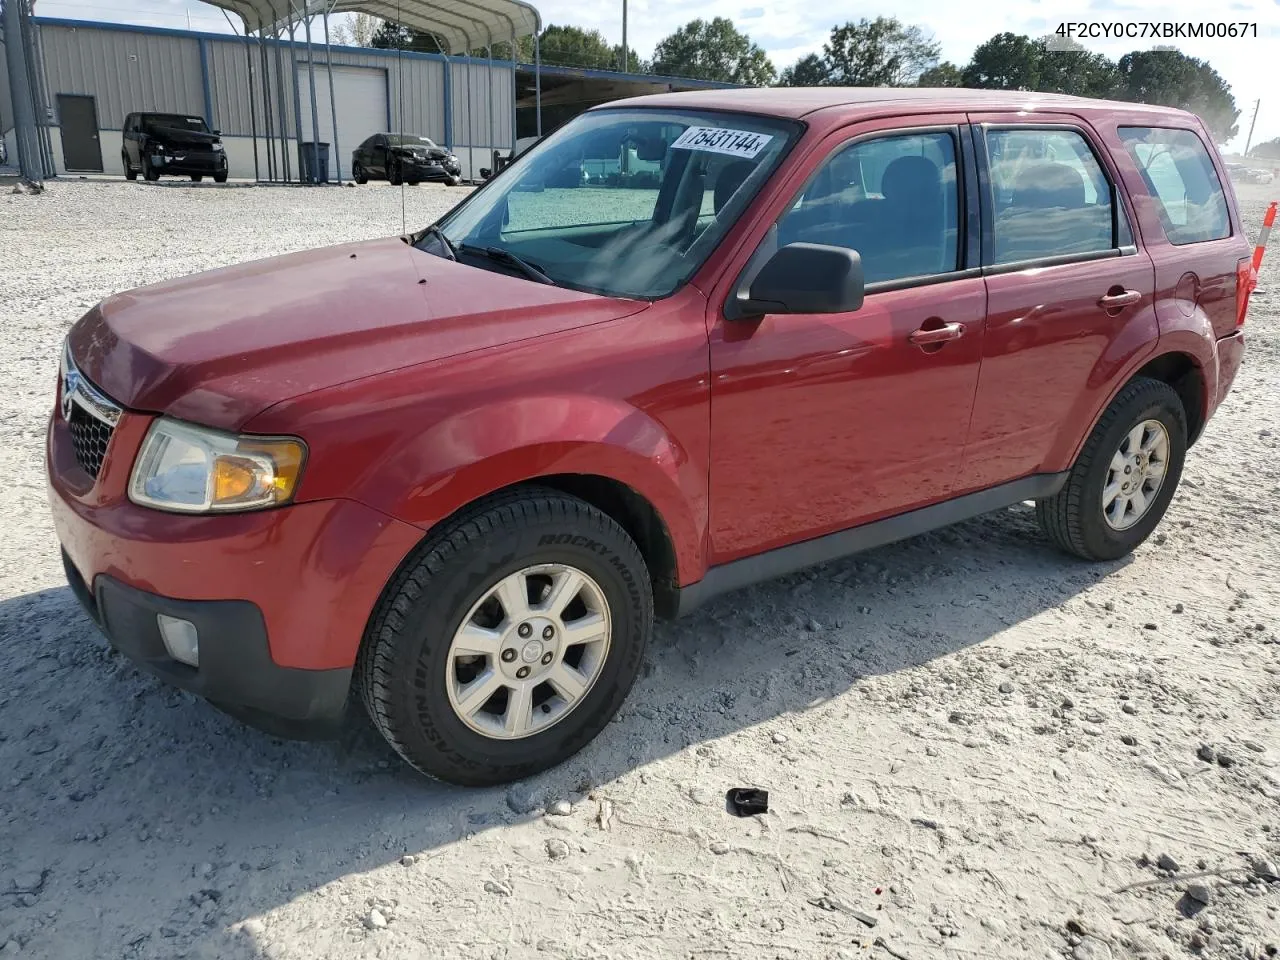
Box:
[352,133,461,185]
[122,112,228,183]
[53,89,1251,786]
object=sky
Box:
[35,0,1279,152]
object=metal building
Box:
[1,11,737,185]
[2,15,515,182]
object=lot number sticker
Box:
[671,126,774,159]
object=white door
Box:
[297,64,388,179]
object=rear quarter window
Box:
[1119,127,1230,245]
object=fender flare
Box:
[366,394,706,585]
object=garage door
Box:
[297,64,387,179]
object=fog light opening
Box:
[157,614,199,667]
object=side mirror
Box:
[212,129,222,136]
[728,242,864,320]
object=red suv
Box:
[48,89,1252,785]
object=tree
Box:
[1115,49,1239,142]
[917,61,961,87]
[651,17,776,85]
[822,17,940,86]
[778,53,828,87]
[961,32,1042,90]
[533,25,615,69]
[1251,138,1280,160]
[371,21,445,54]
[330,13,380,48]
[1036,36,1117,97]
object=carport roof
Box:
[205,0,540,54]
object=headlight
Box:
[212,142,225,152]
[129,418,306,514]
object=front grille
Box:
[60,347,122,481]
[68,402,114,478]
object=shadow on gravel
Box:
[0,503,1128,958]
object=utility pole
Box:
[1243,98,1260,158]
[621,0,628,72]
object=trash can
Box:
[299,141,330,184]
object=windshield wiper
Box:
[458,243,556,285]
[420,224,456,261]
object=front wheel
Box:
[142,155,159,182]
[358,489,652,786]
[191,174,203,182]
[1037,377,1187,561]
[213,170,227,184]
[388,161,403,186]
[123,153,137,181]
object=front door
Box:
[956,117,1156,492]
[58,95,103,173]
[708,119,986,564]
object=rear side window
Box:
[985,128,1117,265]
[777,131,960,285]
[1119,127,1230,245]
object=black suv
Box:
[352,133,462,185]
[123,113,228,183]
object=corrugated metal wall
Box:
[0,42,13,135]
[449,59,513,149]
[39,22,205,128]
[29,19,511,153]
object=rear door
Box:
[956,115,1156,492]
[707,115,987,563]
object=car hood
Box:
[68,237,649,430]
[147,125,219,147]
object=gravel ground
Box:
[1,178,1278,960]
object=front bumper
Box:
[64,553,352,737]
[47,407,424,738]
[152,152,227,175]
[402,160,461,180]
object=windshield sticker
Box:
[670,126,773,159]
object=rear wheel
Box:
[358,488,652,786]
[213,170,227,184]
[123,153,137,181]
[1037,377,1187,561]
[352,160,367,184]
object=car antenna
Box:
[396,0,406,236]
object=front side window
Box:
[986,128,1116,264]
[432,109,799,298]
[1119,126,1230,245]
[776,131,960,285]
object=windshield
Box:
[389,135,439,148]
[427,108,799,299]
[144,115,209,133]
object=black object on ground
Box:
[726,787,769,816]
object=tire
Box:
[388,161,403,186]
[1036,377,1187,561]
[358,488,653,786]
[408,178,420,186]
[213,171,227,184]
[191,174,203,182]
[447,175,463,187]
[142,156,159,182]
[353,161,367,184]
[123,153,137,181]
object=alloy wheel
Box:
[444,563,611,740]
[1102,418,1170,531]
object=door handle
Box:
[909,322,966,346]
[1098,289,1142,309]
